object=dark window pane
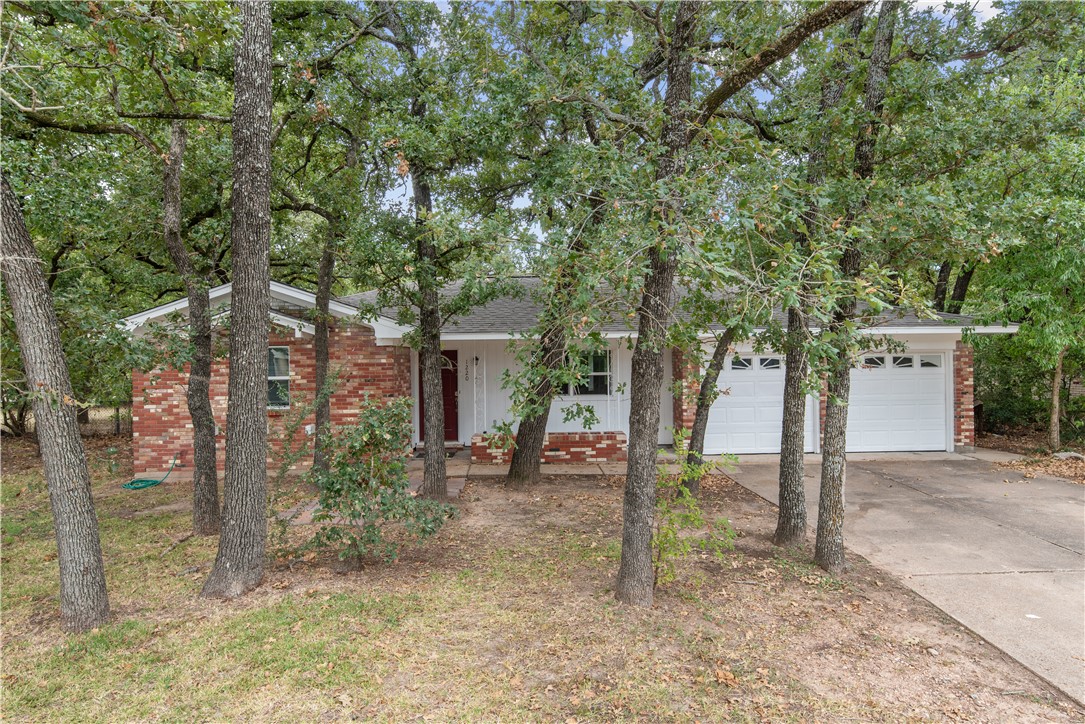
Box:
[591,353,609,374]
[268,379,290,408]
[574,374,609,396]
[731,357,751,370]
[893,355,913,368]
[760,357,782,370]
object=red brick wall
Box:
[671,348,699,434]
[132,321,411,475]
[953,341,975,448]
[470,432,627,464]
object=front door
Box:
[419,350,459,442]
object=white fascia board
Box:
[268,281,355,318]
[122,282,233,330]
[693,324,1017,340]
[270,312,316,337]
[210,309,317,337]
[440,330,636,341]
[268,281,410,338]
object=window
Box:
[268,347,290,408]
[920,354,942,368]
[759,357,782,370]
[563,352,610,395]
[731,357,751,371]
[893,355,914,368]
[863,355,886,369]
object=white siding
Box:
[413,339,673,446]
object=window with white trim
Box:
[863,355,886,368]
[919,354,942,368]
[893,355,914,368]
[731,357,751,371]
[759,357,782,370]
[563,352,610,395]
[268,347,290,408]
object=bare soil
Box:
[1,435,1081,721]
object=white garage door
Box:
[846,353,948,452]
[703,354,816,455]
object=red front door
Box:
[419,350,459,442]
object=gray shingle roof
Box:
[337,276,978,335]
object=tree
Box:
[1,173,110,632]
[162,121,221,535]
[616,0,868,606]
[202,0,273,599]
[1,1,233,534]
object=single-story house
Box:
[122,277,1015,475]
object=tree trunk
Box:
[161,121,220,536]
[933,261,952,312]
[414,176,448,499]
[1049,345,1066,451]
[814,358,850,573]
[1,173,111,632]
[814,0,898,574]
[507,195,603,488]
[312,226,337,473]
[946,263,974,314]
[615,0,698,608]
[683,328,735,497]
[774,16,857,547]
[507,325,565,488]
[202,0,272,599]
[775,307,809,547]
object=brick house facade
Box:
[125,280,1003,474]
[132,321,411,475]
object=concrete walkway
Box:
[727,449,1085,706]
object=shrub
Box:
[653,430,736,588]
[305,397,453,564]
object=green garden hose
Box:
[123,456,177,490]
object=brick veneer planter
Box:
[470,431,628,464]
[132,321,410,475]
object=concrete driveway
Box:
[728,450,1085,705]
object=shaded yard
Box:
[1,437,1081,722]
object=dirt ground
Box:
[1,435,1082,721]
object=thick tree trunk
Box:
[814,1,898,573]
[162,121,220,536]
[946,264,974,314]
[1,173,111,632]
[933,261,952,312]
[814,358,851,573]
[312,228,337,473]
[615,0,698,608]
[683,328,735,497]
[1050,346,1066,451]
[202,0,272,599]
[414,177,448,499]
[507,325,565,488]
[775,307,809,547]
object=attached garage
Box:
[703,353,817,455]
[846,352,948,452]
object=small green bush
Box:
[305,397,453,563]
[653,430,735,588]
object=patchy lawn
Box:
[2,437,1081,722]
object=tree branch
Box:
[694,1,870,130]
